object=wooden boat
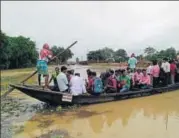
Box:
[10,83,179,105]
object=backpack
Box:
[93,77,103,93]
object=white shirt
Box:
[57,72,68,91]
[70,76,86,96]
[161,62,170,73]
[147,65,153,74]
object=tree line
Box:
[87,46,179,62]
[0,31,73,69]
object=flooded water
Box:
[1,65,179,138]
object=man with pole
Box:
[37,43,56,89]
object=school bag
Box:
[93,77,103,93]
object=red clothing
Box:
[170,63,176,75]
[151,65,160,77]
[140,74,151,85]
[107,76,117,89]
[87,76,93,89]
[40,48,52,60]
[133,72,143,82]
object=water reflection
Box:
[14,91,179,138]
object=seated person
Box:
[49,67,60,91]
[100,69,111,86]
[57,66,69,92]
[115,69,121,91]
[133,69,143,87]
[91,72,103,96]
[86,71,93,92]
[70,73,86,96]
[105,70,117,93]
[119,70,131,93]
[67,70,74,82]
[138,69,152,89]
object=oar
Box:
[1,41,78,98]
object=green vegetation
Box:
[87,47,128,62]
[0,31,73,69]
[87,46,178,62]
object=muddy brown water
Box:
[1,65,179,138]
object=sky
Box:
[1,1,179,61]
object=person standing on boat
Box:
[161,58,170,85]
[49,66,60,91]
[57,66,69,92]
[128,53,137,71]
[37,43,55,89]
[151,60,160,88]
[170,60,177,84]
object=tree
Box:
[0,31,38,69]
[114,49,127,62]
[51,45,73,63]
[144,46,156,56]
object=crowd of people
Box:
[36,43,179,96]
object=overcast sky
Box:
[1,1,179,60]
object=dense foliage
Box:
[87,46,178,62]
[0,31,38,69]
[87,47,128,62]
[50,45,73,63]
[0,31,74,69]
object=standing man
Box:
[37,43,55,89]
[128,53,137,71]
[161,58,170,85]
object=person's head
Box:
[121,69,127,76]
[131,53,135,57]
[92,72,97,77]
[152,60,158,66]
[87,69,91,76]
[109,70,114,76]
[126,67,130,73]
[75,73,80,77]
[71,69,74,75]
[86,69,91,74]
[43,43,50,50]
[61,66,67,73]
[163,58,168,63]
[169,59,174,64]
[55,67,60,74]
[115,70,119,76]
[67,70,71,75]
[142,69,147,75]
[137,69,141,73]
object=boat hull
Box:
[10,83,179,105]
